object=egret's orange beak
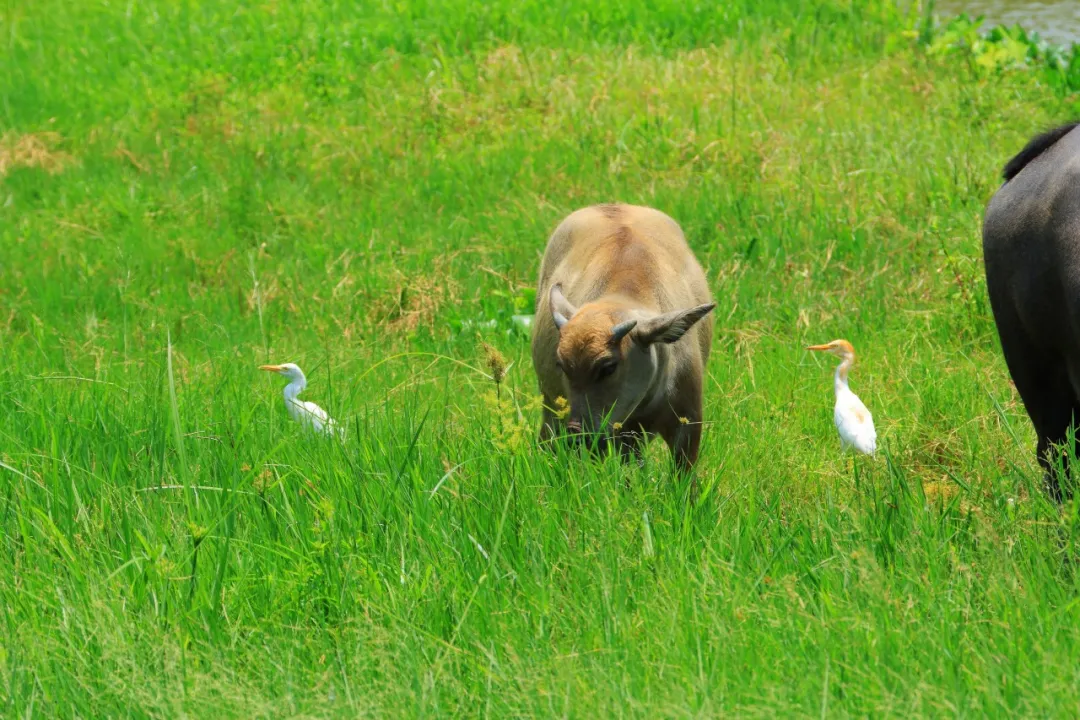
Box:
[259,364,284,372]
[806,344,833,352]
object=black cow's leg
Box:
[1009,351,1074,500]
[989,291,1077,500]
[1032,407,1074,500]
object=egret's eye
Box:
[596,362,617,380]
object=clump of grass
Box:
[477,338,538,453]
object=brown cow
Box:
[531,203,716,472]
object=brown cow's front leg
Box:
[615,425,648,468]
[659,398,703,499]
[660,372,704,474]
[538,401,560,449]
[662,418,701,474]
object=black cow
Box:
[983,121,1080,499]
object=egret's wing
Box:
[287,399,336,434]
[835,393,877,455]
[298,401,331,424]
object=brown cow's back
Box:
[535,203,712,360]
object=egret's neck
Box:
[283,376,306,402]
[833,355,853,395]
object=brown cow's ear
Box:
[633,303,716,345]
[550,284,578,330]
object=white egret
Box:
[806,339,877,456]
[259,363,343,439]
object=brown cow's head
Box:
[549,284,715,438]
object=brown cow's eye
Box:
[555,360,565,373]
[596,362,617,379]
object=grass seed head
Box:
[481,341,508,385]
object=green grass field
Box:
[4,0,1080,715]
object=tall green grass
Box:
[3,0,1080,715]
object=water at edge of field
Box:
[932,0,1080,46]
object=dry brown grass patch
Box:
[922,478,960,506]
[0,132,73,176]
[374,267,463,335]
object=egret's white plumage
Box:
[807,339,876,456]
[260,363,343,439]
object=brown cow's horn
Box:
[611,319,638,342]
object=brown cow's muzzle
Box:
[566,417,610,452]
